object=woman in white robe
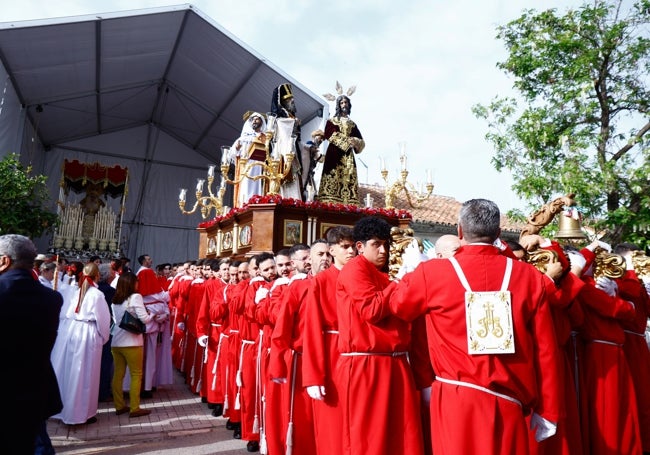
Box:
[51,262,111,425]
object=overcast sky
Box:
[5,0,585,212]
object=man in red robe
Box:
[336,216,424,455]
[302,226,356,455]
[136,253,170,397]
[572,244,642,455]
[244,252,277,452]
[519,235,586,455]
[196,258,229,413]
[614,243,650,454]
[388,199,561,455]
[169,261,195,372]
[269,240,332,455]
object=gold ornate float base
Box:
[197,200,412,260]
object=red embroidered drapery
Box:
[61,159,128,198]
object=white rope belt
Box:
[211,323,222,327]
[325,330,339,334]
[435,376,522,407]
[340,351,408,357]
[229,329,240,334]
[623,329,646,337]
[242,339,255,345]
[589,339,623,347]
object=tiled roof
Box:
[359,183,524,233]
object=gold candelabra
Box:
[380,142,434,209]
[178,165,227,219]
[219,114,295,197]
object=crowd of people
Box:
[2,196,650,455]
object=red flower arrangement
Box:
[197,195,412,229]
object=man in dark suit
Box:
[0,234,63,454]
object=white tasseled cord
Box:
[285,350,298,455]
[195,343,208,393]
[223,364,230,413]
[235,341,246,410]
[253,331,263,434]
[189,341,198,388]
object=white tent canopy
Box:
[0,4,327,263]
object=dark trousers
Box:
[99,336,114,401]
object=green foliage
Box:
[0,153,58,239]
[473,0,650,250]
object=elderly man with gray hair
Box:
[387,199,561,455]
[0,234,63,453]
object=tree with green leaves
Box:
[0,153,58,239]
[473,0,650,249]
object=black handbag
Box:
[119,298,146,334]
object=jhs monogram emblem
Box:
[465,291,514,354]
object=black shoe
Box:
[207,401,216,409]
[140,390,153,399]
[232,422,242,439]
[225,419,234,430]
[201,396,208,403]
[85,416,98,425]
[211,403,223,417]
[246,441,260,452]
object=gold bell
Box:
[555,213,587,240]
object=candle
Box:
[266,113,277,132]
[221,146,230,164]
[179,188,187,202]
[426,169,432,184]
[365,193,372,208]
[380,157,385,171]
[401,155,407,171]
[196,179,205,193]
[398,141,407,158]
[207,165,215,178]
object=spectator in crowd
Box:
[0,234,63,453]
[97,263,116,403]
[51,262,112,425]
[111,272,153,418]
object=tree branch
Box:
[611,120,650,161]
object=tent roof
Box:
[0,4,326,162]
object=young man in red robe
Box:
[336,216,425,455]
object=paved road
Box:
[55,427,247,454]
[49,369,252,454]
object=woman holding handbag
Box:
[111,272,153,418]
